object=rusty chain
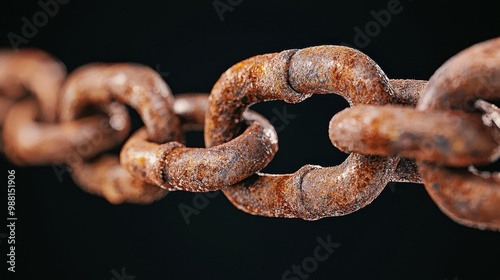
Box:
[1,37,499,231]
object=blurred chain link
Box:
[1,37,499,231]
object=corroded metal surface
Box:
[58,63,181,204]
[205,45,424,219]
[327,37,500,230]
[120,94,278,192]
[225,154,396,220]
[416,37,500,231]
[70,155,168,205]
[390,158,422,183]
[59,63,182,143]
[329,105,500,167]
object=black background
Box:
[1,0,500,279]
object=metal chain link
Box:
[1,37,499,231]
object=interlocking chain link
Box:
[1,37,499,231]
[205,46,429,220]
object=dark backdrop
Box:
[1,0,499,279]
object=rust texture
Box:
[59,63,182,143]
[70,154,168,204]
[329,105,500,167]
[58,63,182,204]
[205,45,425,219]
[415,37,500,231]
[328,37,500,230]
[390,158,422,183]
[120,93,278,192]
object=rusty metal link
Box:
[120,93,278,192]
[0,49,66,123]
[0,50,127,166]
[3,98,130,165]
[417,38,500,231]
[330,105,500,167]
[57,63,182,204]
[0,49,66,157]
[205,45,427,219]
[329,38,500,230]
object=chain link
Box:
[1,37,499,231]
[120,93,278,192]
